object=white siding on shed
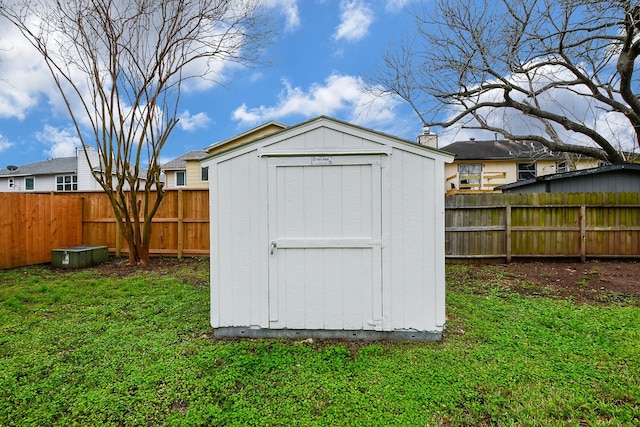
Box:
[388,149,446,331]
[205,116,453,341]
[211,152,268,329]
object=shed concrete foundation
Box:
[213,327,442,342]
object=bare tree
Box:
[372,0,640,163]
[1,0,270,264]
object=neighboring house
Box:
[0,146,105,192]
[162,121,288,189]
[0,146,151,192]
[162,150,209,189]
[498,163,640,193]
[439,138,601,193]
[203,121,287,153]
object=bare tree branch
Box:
[369,0,640,164]
[1,0,272,264]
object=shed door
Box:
[268,155,383,331]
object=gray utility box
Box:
[51,246,109,269]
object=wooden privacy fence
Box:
[446,192,640,263]
[0,193,83,269]
[3,190,639,269]
[75,189,209,258]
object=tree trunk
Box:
[116,201,152,266]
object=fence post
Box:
[177,189,184,259]
[580,205,586,263]
[115,219,122,258]
[505,205,512,263]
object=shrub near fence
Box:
[446,192,640,263]
[0,193,82,269]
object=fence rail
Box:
[2,190,639,269]
[74,189,209,258]
[445,192,640,263]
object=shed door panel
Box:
[268,156,382,330]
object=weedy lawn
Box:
[0,258,638,426]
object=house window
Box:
[8,178,14,189]
[556,161,568,173]
[56,175,78,191]
[201,166,209,182]
[25,177,35,191]
[517,162,536,181]
[176,171,186,187]
[458,163,482,188]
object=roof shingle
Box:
[440,139,563,160]
[0,157,77,177]
[162,150,208,170]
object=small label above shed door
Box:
[311,156,332,165]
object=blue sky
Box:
[0,0,426,169]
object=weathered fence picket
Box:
[445,192,640,263]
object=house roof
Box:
[162,150,208,170]
[440,139,565,161]
[204,121,288,153]
[0,157,77,177]
[497,163,640,190]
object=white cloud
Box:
[436,63,639,154]
[249,72,264,83]
[0,4,252,112]
[232,73,402,128]
[595,111,638,156]
[385,0,410,12]
[263,0,301,31]
[178,110,211,131]
[36,125,82,159]
[334,1,374,42]
[178,48,247,93]
[0,133,14,153]
[0,19,56,119]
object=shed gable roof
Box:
[203,116,454,163]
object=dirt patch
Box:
[502,261,640,293]
[85,257,640,304]
[74,256,639,352]
[451,260,640,304]
[63,256,211,287]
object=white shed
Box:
[203,116,454,341]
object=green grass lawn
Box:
[1,259,639,426]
